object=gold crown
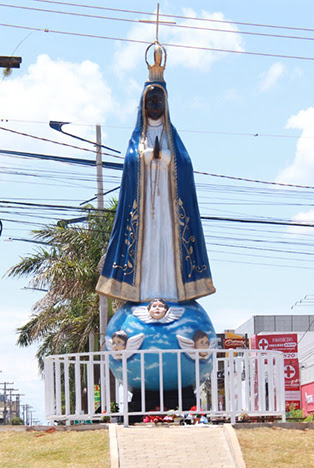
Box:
[145,41,167,82]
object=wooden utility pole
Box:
[0,381,14,424]
[89,125,108,353]
[96,125,108,352]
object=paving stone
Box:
[115,425,237,468]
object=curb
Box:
[223,424,246,468]
[234,421,314,430]
[109,424,119,468]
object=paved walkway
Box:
[110,424,246,468]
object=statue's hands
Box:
[153,136,160,159]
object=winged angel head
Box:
[132,299,185,324]
[106,330,144,360]
[177,330,218,360]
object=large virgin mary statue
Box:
[96,43,215,303]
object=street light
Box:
[0,56,22,76]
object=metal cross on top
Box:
[139,3,175,42]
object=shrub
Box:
[11,417,23,425]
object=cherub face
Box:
[195,336,209,358]
[148,300,168,320]
[112,336,126,354]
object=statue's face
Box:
[148,300,167,320]
[195,335,209,357]
[145,87,165,120]
[112,336,126,351]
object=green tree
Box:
[7,202,117,371]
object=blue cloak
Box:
[96,81,215,302]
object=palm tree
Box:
[7,201,117,371]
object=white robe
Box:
[140,117,178,301]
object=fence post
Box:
[122,353,129,427]
[44,358,54,421]
[140,353,146,414]
[229,351,236,423]
[75,356,82,417]
[211,350,218,412]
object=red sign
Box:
[284,358,301,410]
[250,334,301,410]
[301,382,314,416]
[224,331,246,349]
[250,333,298,358]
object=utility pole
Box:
[7,388,18,424]
[29,410,35,426]
[0,381,14,425]
[96,125,108,352]
[21,404,33,425]
[12,393,24,419]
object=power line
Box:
[0,149,124,170]
[3,2,314,43]
[4,118,314,143]
[210,256,314,270]
[34,0,314,35]
[0,126,122,158]
[210,248,314,264]
[202,215,314,227]
[2,199,314,228]
[205,233,314,249]
[208,240,314,257]
[194,170,314,191]
[2,22,314,61]
[3,137,314,191]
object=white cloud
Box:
[259,62,285,92]
[276,108,314,237]
[167,9,244,70]
[0,54,117,155]
[276,107,314,185]
[112,9,244,76]
[5,55,114,123]
[287,209,314,236]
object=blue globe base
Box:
[106,299,217,391]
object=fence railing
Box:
[44,348,286,426]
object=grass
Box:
[0,429,110,468]
[237,427,314,468]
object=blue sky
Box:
[2,0,314,422]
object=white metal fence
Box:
[44,348,286,426]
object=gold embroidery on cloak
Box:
[113,199,139,276]
[178,198,207,278]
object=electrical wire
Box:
[3,133,314,190]
[34,0,314,35]
[3,2,314,43]
[209,248,314,264]
[2,199,314,228]
[207,240,314,257]
[195,170,314,191]
[209,257,314,270]
[4,118,314,143]
[2,22,314,61]
[205,233,314,249]
[0,126,123,158]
